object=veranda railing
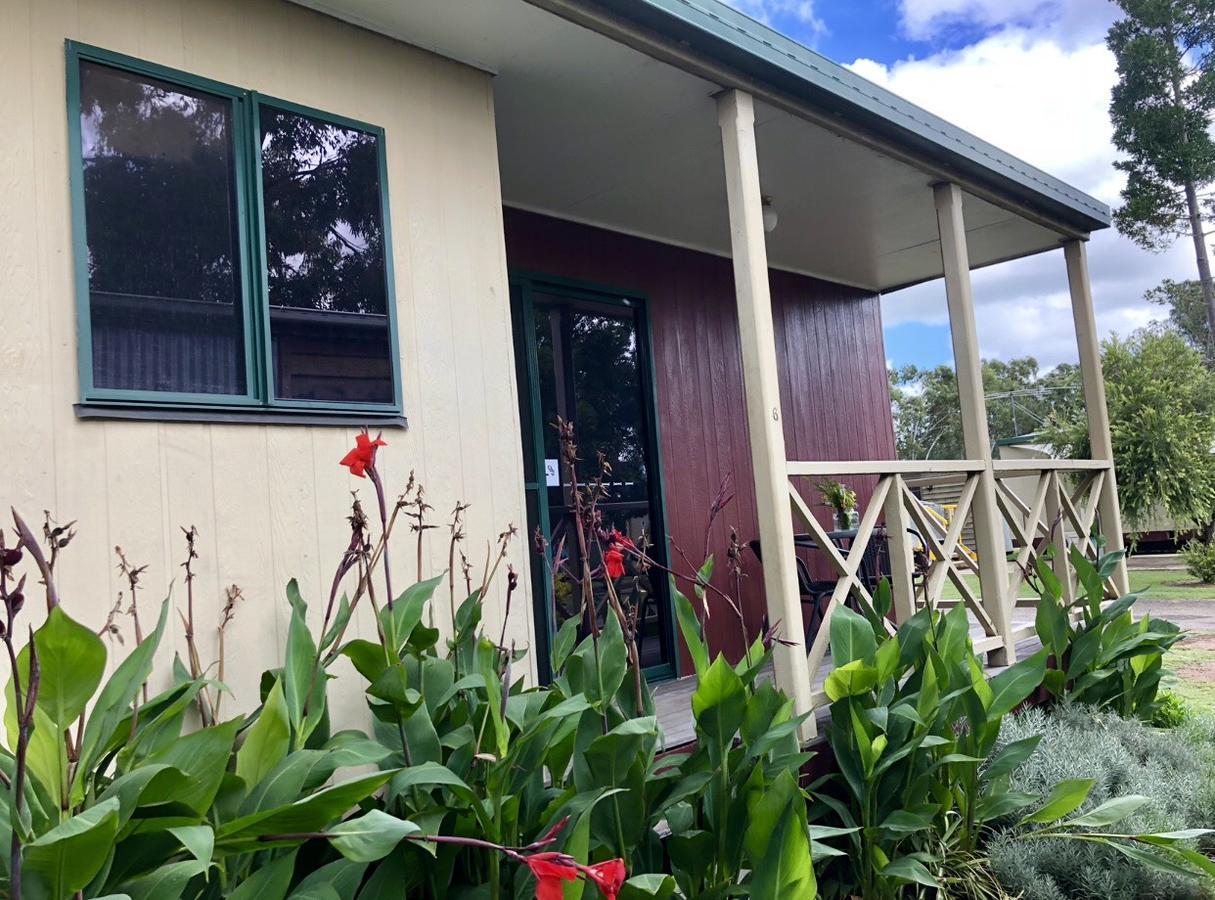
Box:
[784,456,1124,712]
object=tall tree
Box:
[1108,0,1215,341]
[1043,328,1215,532]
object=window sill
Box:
[74,402,408,428]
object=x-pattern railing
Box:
[784,457,1121,708]
[992,459,1116,603]
[786,459,999,700]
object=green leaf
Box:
[30,607,108,730]
[879,809,935,834]
[617,874,677,900]
[326,809,420,862]
[551,616,581,674]
[1020,778,1095,824]
[142,717,241,815]
[168,824,214,865]
[23,797,120,898]
[879,856,940,888]
[672,581,709,677]
[77,598,172,783]
[120,860,208,900]
[289,885,341,900]
[986,649,1047,719]
[228,850,297,900]
[824,660,879,701]
[283,590,320,744]
[691,656,747,760]
[320,594,352,653]
[237,678,291,790]
[341,640,388,684]
[1064,794,1150,828]
[217,771,395,850]
[1106,840,1206,879]
[380,575,445,653]
[290,859,367,898]
[1034,595,1069,661]
[744,770,815,900]
[829,604,877,666]
[389,761,481,811]
[985,735,1041,781]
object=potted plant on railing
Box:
[818,479,859,530]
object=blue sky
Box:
[724,0,1192,371]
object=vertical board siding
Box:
[0,0,527,723]
[504,209,897,665]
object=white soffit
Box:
[290,0,1067,292]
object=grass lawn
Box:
[939,566,1215,602]
[1164,637,1215,717]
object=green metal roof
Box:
[590,0,1111,234]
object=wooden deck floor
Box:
[652,608,1041,748]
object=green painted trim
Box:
[75,402,406,428]
[510,271,678,683]
[63,41,404,418]
[65,41,92,401]
[510,279,556,680]
[591,0,1109,232]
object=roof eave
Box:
[578,0,1111,235]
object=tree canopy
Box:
[1042,328,1215,531]
[1146,277,1215,364]
[889,358,1079,461]
[1108,0,1215,334]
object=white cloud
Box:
[855,25,1192,367]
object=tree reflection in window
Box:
[80,61,245,394]
[259,107,393,403]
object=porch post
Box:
[933,182,1015,664]
[1064,240,1131,595]
[716,89,814,736]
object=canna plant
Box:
[0,513,402,900]
[814,585,1048,899]
[1032,545,1182,720]
[818,562,1209,899]
[654,577,817,899]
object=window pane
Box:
[79,61,246,395]
[259,106,393,404]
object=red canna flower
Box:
[340,431,387,478]
[604,546,625,580]
[526,853,578,900]
[581,859,627,899]
[603,529,633,580]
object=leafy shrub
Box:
[1182,538,1215,584]
[988,704,1215,900]
[349,426,814,899]
[1034,546,1182,719]
[0,427,810,900]
[0,541,402,899]
[1148,690,1189,728]
[814,589,1050,899]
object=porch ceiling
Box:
[291,0,1080,293]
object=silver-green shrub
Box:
[987,704,1215,900]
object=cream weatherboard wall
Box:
[0,0,532,722]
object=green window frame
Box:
[65,41,404,423]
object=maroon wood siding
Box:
[504,208,897,668]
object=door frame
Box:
[509,269,679,683]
